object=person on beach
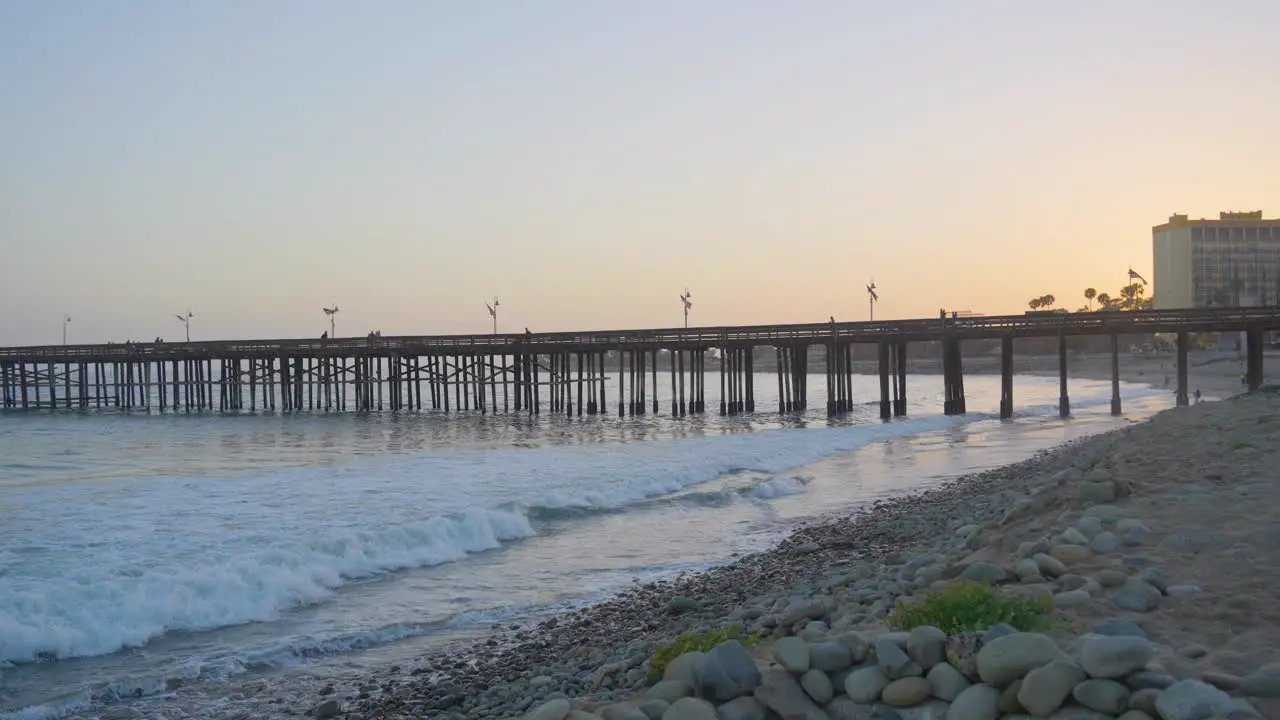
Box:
[1195,389,1202,403]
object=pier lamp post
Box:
[323,305,339,337]
[867,281,879,322]
[486,297,500,334]
[680,289,693,328]
[62,314,71,346]
[176,311,193,342]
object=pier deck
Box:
[1,308,1276,417]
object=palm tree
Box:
[1041,294,1056,309]
[1096,293,1113,310]
[1029,297,1043,310]
[1084,287,1097,311]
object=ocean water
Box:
[0,372,1178,719]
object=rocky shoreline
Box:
[285,391,1280,720]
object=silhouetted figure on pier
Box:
[321,331,328,340]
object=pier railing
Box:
[2,308,1278,361]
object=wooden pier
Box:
[1,308,1277,418]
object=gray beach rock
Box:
[1079,480,1118,504]
[1097,569,1128,587]
[637,701,669,720]
[926,661,970,701]
[662,697,717,720]
[881,677,932,707]
[1125,670,1176,690]
[753,668,827,720]
[1113,578,1162,613]
[875,636,914,678]
[1053,590,1092,608]
[1050,544,1092,565]
[1017,660,1086,716]
[837,631,872,663]
[696,640,760,701]
[648,680,691,704]
[664,652,705,686]
[1080,635,1153,679]
[845,665,891,703]
[810,640,854,673]
[313,700,342,719]
[1060,527,1091,546]
[714,696,766,720]
[1014,558,1043,582]
[1091,531,1119,554]
[961,562,1007,585]
[976,632,1066,686]
[524,698,571,720]
[1077,516,1104,538]
[906,626,946,670]
[1239,663,1280,697]
[1119,519,1149,546]
[1138,568,1167,593]
[948,683,1001,720]
[770,637,810,673]
[1154,679,1235,720]
[1034,553,1067,578]
[985,623,1018,642]
[1073,678,1130,714]
[1129,688,1160,715]
[800,668,833,704]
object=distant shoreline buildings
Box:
[1153,210,1280,309]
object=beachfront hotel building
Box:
[1152,210,1280,309]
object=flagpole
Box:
[63,314,70,346]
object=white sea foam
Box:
[0,508,532,664]
[747,476,809,499]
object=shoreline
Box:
[334,391,1280,719]
[301,402,1176,718]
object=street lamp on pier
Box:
[176,311,193,342]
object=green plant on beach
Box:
[887,581,1054,635]
[648,625,764,680]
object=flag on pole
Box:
[866,282,879,302]
[486,303,496,318]
[681,295,692,310]
[323,306,339,316]
[1128,268,1148,285]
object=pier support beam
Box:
[893,341,907,416]
[877,341,891,420]
[1176,330,1190,406]
[1058,333,1070,418]
[1110,335,1122,415]
[1246,327,1265,391]
[999,335,1014,419]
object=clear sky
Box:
[2,1,1278,345]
